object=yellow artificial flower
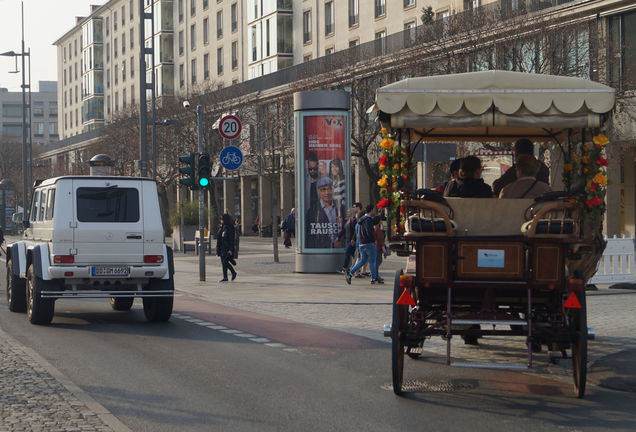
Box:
[593,134,609,147]
[377,176,388,187]
[381,127,387,135]
[593,172,607,186]
[379,138,395,150]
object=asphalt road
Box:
[2,251,636,431]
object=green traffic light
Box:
[199,177,209,187]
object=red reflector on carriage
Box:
[568,278,583,292]
[564,292,582,309]
[396,288,416,306]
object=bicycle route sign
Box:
[219,145,243,171]
[219,115,242,140]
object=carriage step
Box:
[451,362,528,370]
[452,319,527,326]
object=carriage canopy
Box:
[371,70,616,142]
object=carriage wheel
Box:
[392,270,408,395]
[571,289,588,398]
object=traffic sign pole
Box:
[197,105,205,282]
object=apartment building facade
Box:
[0,81,58,148]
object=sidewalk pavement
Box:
[0,235,635,430]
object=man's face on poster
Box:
[308,161,319,180]
[318,184,333,206]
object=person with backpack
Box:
[281,208,296,248]
[345,204,381,284]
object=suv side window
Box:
[38,189,47,222]
[76,187,140,222]
[46,188,56,220]
[30,190,40,222]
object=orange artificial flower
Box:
[593,172,607,186]
[564,163,573,172]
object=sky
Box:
[0,0,95,92]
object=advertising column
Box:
[294,91,350,273]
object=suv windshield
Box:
[76,187,140,222]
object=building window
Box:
[121,5,125,25]
[232,41,238,69]
[122,33,126,54]
[106,17,109,35]
[231,3,238,32]
[115,64,119,84]
[190,0,195,16]
[75,85,78,103]
[131,85,134,104]
[74,40,77,56]
[375,30,386,55]
[191,58,197,83]
[122,60,126,82]
[178,0,183,22]
[130,56,135,77]
[179,63,184,87]
[69,88,73,105]
[203,18,209,44]
[609,11,636,89]
[303,11,311,43]
[325,47,334,55]
[404,21,416,46]
[114,92,119,112]
[191,24,196,50]
[75,63,78,80]
[69,43,72,59]
[49,122,58,136]
[349,0,359,27]
[375,0,386,18]
[404,0,415,7]
[204,0,209,9]
[34,122,44,137]
[49,102,58,117]
[217,47,223,74]
[303,54,312,62]
[114,11,118,30]
[106,42,110,61]
[179,31,184,55]
[130,0,133,20]
[106,68,110,88]
[217,10,223,38]
[63,69,67,85]
[123,88,127,107]
[114,37,118,58]
[130,29,134,49]
[204,53,209,79]
[325,2,334,35]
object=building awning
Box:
[371,70,616,142]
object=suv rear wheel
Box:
[26,264,55,325]
[110,297,134,311]
[7,259,27,312]
[143,278,174,322]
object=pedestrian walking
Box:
[281,208,296,248]
[373,216,387,284]
[346,204,380,284]
[216,213,237,282]
[337,207,357,274]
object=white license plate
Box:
[91,266,130,276]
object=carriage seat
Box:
[407,216,457,233]
[521,219,576,235]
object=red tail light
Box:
[53,255,74,264]
[144,255,164,264]
[399,274,414,289]
[568,278,583,292]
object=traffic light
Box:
[179,152,198,189]
[197,152,211,189]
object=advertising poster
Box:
[303,115,347,249]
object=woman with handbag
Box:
[216,213,237,282]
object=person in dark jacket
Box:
[216,213,237,282]
[447,156,493,198]
[492,139,550,196]
[282,208,295,248]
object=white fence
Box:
[588,236,635,285]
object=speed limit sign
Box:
[219,115,242,140]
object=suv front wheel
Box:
[27,265,55,325]
[7,259,27,312]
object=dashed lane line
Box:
[173,313,296,353]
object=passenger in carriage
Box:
[499,155,552,199]
[441,158,462,196]
[445,155,493,198]
[492,139,550,196]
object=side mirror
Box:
[11,212,22,223]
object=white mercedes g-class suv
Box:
[5,176,174,325]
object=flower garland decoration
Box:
[563,132,609,228]
[376,128,412,233]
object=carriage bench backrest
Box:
[444,198,535,236]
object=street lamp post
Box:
[1,2,30,219]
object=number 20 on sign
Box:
[219,115,242,140]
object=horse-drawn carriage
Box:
[371,70,615,398]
